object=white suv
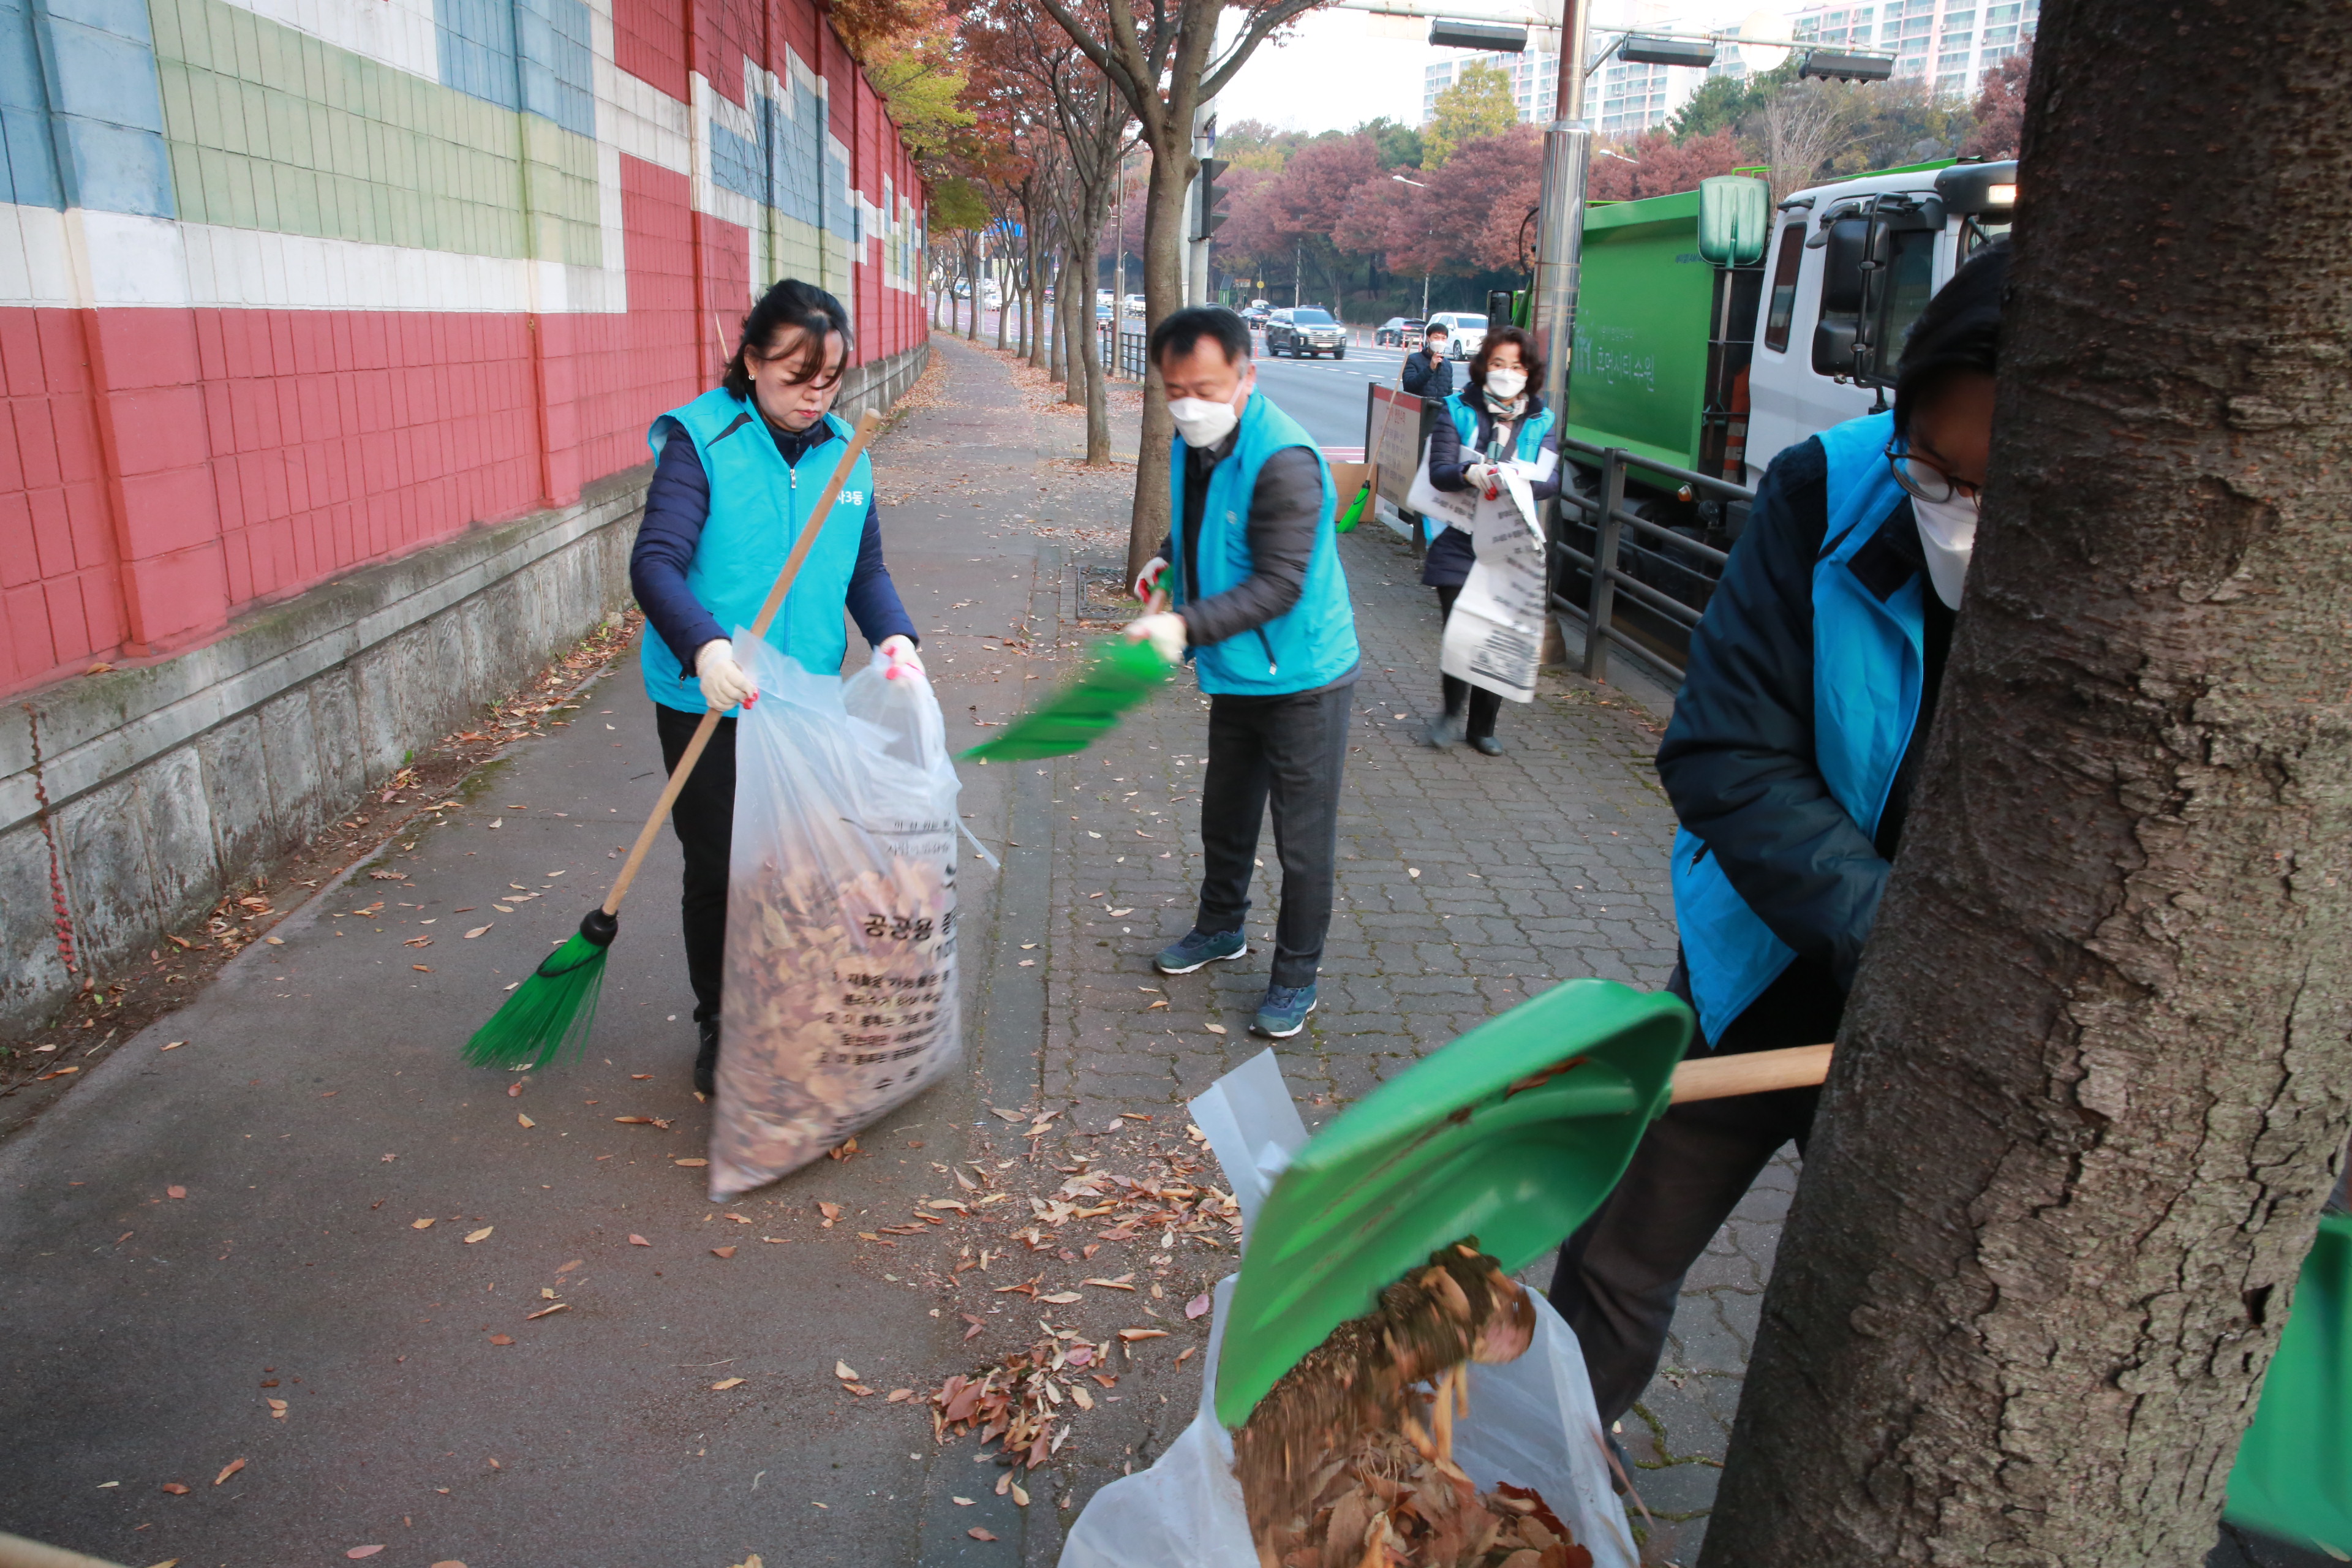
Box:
[1425,311,1487,361]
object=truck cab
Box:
[1741,160,2016,488]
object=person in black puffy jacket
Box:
[1417,326,1558,755]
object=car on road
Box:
[1264,307,1346,359]
[1425,311,1487,360]
[1241,303,1270,328]
[1374,317,1424,347]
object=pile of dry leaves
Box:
[929,1330,1123,1469]
[1236,1242,1592,1568]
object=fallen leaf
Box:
[834,1360,859,1382]
[710,1246,736,1259]
[886,1388,914,1402]
[710,1377,745,1390]
[347,1549,384,1560]
[412,965,431,973]
[506,1082,523,1098]
[676,1158,708,1167]
[1203,1023,1227,1036]
[1185,1292,1212,1320]
[213,1458,246,1486]
[267,1399,288,1418]
[629,1234,650,1246]
[818,1202,841,1227]
[1011,1481,1030,1507]
[989,1107,1028,1121]
[488,1335,514,1346]
[1068,1382,1095,1410]
[161,1482,189,1494]
[412,1218,435,1230]
[431,1562,467,1568]
[167,1186,187,1199]
[614,1115,655,1125]
[556,1258,583,1273]
[1037,1291,1082,1305]
[1083,1275,1137,1291]
[952,1495,975,1506]
[1117,1328,1169,1341]
[1176,1346,1197,1364]
[524,1303,568,1321]
[464,925,492,939]
[404,937,432,948]
[516,1114,535,1128]
[464,1226,494,1244]
[968,1528,998,1542]
[161,1041,186,1051]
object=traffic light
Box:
[1194,158,1230,244]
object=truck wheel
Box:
[1333,349,1346,360]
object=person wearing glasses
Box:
[1547,241,2010,1428]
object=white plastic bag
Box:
[1060,1054,1637,1568]
[708,638,963,1199]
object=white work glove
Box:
[878,633,925,682]
[1133,556,1168,603]
[1463,462,1499,497]
[695,638,756,712]
[1123,611,1187,665]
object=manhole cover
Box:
[1074,564,1135,625]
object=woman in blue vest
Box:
[1418,326,1559,756]
[1548,241,2010,1428]
[628,279,921,1095]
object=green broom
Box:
[960,597,1175,764]
[464,408,885,1069]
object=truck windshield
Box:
[1293,310,1335,323]
[1763,223,1804,352]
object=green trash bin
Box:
[2225,1210,2352,1556]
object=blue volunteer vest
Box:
[1671,410,1920,1043]
[1167,391,1359,696]
[1423,394,1556,543]
[638,390,873,715]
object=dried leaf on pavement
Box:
[516,1114,535,1128]
[989,1107,1027,1121]
[834,1360,859,1382]
[464,1226,494,1244]
[464,925,492,939]
[710,1378,745,1390]
[629,1234,650,1246]
[213,1458,245,1486]
[1186,1292,1212,1319]
[818,1202,842,1227]
[488,1335,514,1346]
[710,1246,737,1259]
[347,1548,385,1559]
[1117,1329,1168,1341]
[166,1186,186,1199]
[524,1303,568,1321]
[412,1218,435,1229]
[160,1482,189,1494]
[968,1528,998,1541]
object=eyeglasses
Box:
[1884,440,1978,505]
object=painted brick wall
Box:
[0,0,928,698]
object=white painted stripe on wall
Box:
[214,0,443,85]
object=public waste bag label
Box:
[709,639,964,1198]
[1439,470,1547,704]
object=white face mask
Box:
[1911,492,1978,609]
[1168,393,1242,449]
[1483,368,1527,400]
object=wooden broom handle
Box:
[600,409,884,918]
[1669,1042,1834,1104]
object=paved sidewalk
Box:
[0,337,1785,1568]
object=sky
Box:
[1215,1,1787,138]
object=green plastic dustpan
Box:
[961,635,1172,763]
[1213,978,1691,1428]
[2225,1210,2352,1554]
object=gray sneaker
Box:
[1155,927,1248,975]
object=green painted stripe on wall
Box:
[150,0,600,265]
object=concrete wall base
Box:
[0,339,929,1035]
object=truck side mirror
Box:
[1698,176,1772,268]
[1809,216,1870,377]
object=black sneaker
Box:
[694,1019,719,1097]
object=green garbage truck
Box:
[1553,159,2016,669]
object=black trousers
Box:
[1547,954,1844,1421]
[655,703,737,1028]
[1194,684,1354,990]
[1434,584,1504,741]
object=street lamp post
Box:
[1530,0,1593,666]
[1393,173,1432,322]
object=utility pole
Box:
[1186,104,1218,308]
[1531,0,1591,665]
[1294,244,1302,309]
[1114,156,1126,372]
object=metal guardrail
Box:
[1548,439,1751,687]
[1096,323,1148,380]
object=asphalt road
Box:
[1245,339,1414,452]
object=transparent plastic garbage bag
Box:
[708,639,964,1199]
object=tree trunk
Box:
[1128,136,1193,579]
[1076,228,1112,464]
[1065,247,1085,409]
[1702,3,2352,1563]
[995,268,1008,350]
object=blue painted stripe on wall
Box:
[435,0,595,140]
[6,0,173,216]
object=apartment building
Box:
[1790,0,2037,94]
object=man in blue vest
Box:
[1548,242,2011,1424]
[1125,306,1359,1040]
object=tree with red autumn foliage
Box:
[1959,40,2031,159]
[1586,129,1749,202]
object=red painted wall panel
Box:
[0,0,927,698]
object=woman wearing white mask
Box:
[1547,240,2010,1432]
[1419,326,1559,755]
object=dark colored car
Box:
[1375,317,1424,347]
[1265,307,1347,359]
